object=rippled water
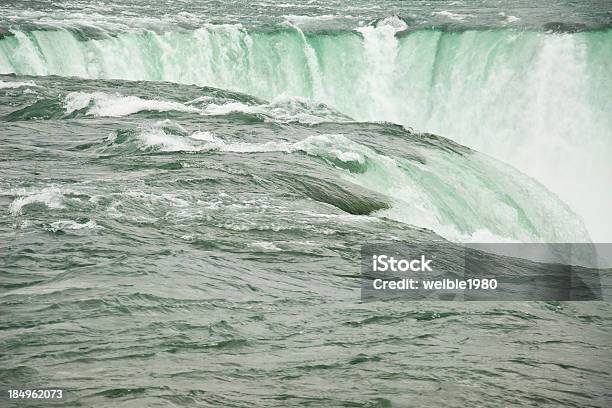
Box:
[1,1,612,407]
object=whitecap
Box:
[432,11,474,21]
[9,187,65,215]
[64,92,200,117]
[0,79,38,89]
[48,220,101,232]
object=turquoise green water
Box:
[1,1,611,407]
[1,24,610,239]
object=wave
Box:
[432,11,475,22]
[4,107,590,243]
[92,120,589,243]
[64,92,200,117]
[1,23,610,239]
[5,90,351,124]
[0,79,37,88]
[8,186,66,214]
[197,95,352,123]
[47,219,100,232]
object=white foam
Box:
[9,187,65,215]
[202,96,347,124]
[64,92,200,117]
[498,12,521,24]
[202,101,262,116]
[0,79,38,89]
[282,15,349,24]
[189,130,216,142]
[137,123,205,152]
[62,91,342,124]
[249,241,282,251]
[48,220,100,232]
[133,124,367,165]
[292,134,366,163]
[376,16,409,32]
[266,96,347,123]
[357,16,408,36]
[432,11,475,21]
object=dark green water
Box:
[1,1,612,406]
